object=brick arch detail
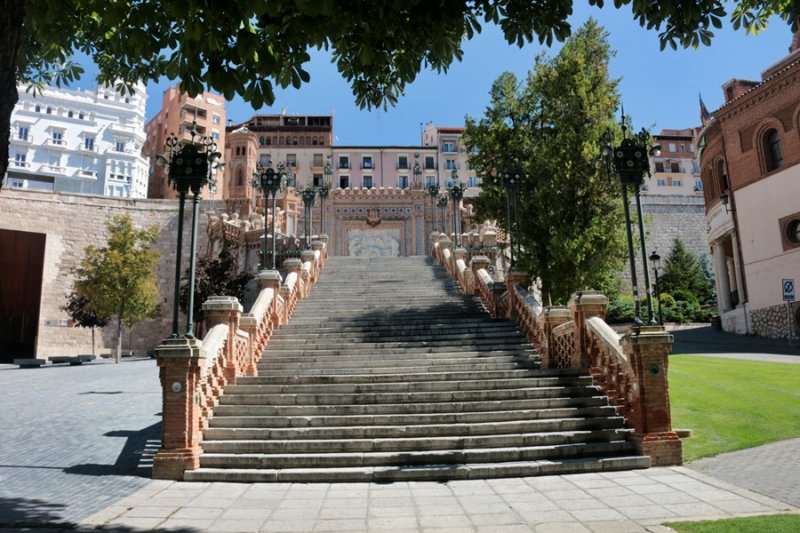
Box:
[752,118,786,175]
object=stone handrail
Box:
[154,242,327,480]
[431,241,682,466]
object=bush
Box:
[659,292,675,305]
[671,289,699,305]
[606,296,635,324]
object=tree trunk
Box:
[91,327,96,357]
[115,316,122,364]
[0,1,26,188]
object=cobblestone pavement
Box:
[0,359,162,527]
[689,439,800,509]
[76,467,795,532]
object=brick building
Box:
[698,31,800,337]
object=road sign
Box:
[783,279,795,301]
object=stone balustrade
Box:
[432,240,681,466]
[153,241,327,480]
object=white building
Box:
[6,82,149,198]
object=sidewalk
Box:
[671,324,800,359]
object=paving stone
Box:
[368,516,420,529]
[210,518,264,532]
[534,522,590,532]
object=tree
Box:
[1,1,797,187]
[61,291,111,357]
[659,237,715,306]
[74,215,160,363]
[179,238,253,336]
[464,20,626,303]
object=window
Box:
[764,129,784,171]
[14,152,26,165]
[237,169,244,186]
[286,154,297,167]
[259,155,270,167]
[211,131,220,141]
[68,110,74,118]
[657,179,666,186]
[668,143,676,152]
[425,156,435,169]
[425,175,436,187]
[51,131,63,145]
[313,173,323,187]
[397,155,408,169]
[46,107,52,114]
[690,144,695,152]
[467,176,478,188]
[34,105,41,113]
[694,180,703,191]
[654,162,665,173]
[670,162,680,173]
[398,175,409,189]
[78,112,85,120]
[673,179,682,187]
[338,156,350,169]
[312,153,324,167]
[679,144,685,152]
[339,175,350,188]
[212,114,221,125]
[115,141,126,152]
[445,159,456,170]
[442,142,456,153]
[84,137,95,151]
[361,156,373,169]
[363,175,373,189]
[17,126,28,141]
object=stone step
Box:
[260,348,535,362]
[211,395,611,417]
[198,441,638,470]
[226,376,591,395]
[267,330,525,345]
[216,385,600,406]
[237,368,582,385]
[270,324,523,339]
[208,405,618,428]
[264,336,528,350]
[184,456,651,482]
[259,361,530,375]
[200,428,633,454]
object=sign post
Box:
[783,279,795,344]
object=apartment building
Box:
[422,122,481,196]
[6,82,149,198]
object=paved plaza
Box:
[1,342,798,532]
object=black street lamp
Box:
[301,187,316,248]
[320,162,332,235]
[157,122,222,339]
[437,195,449,234]
[252,163,286,270]
[448,173,465,246]
[649,251,664,325]
[427,182,440,236]
[600,114,661,325]
[501,165,525,268]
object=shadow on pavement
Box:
[0,497,199,531]
[672,325,800,356]
[63,422,161,478]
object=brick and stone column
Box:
[568,291,608,370]
[622,325,683,466]
[540,307,570,368]
[300,250,316,289]
[202,296,243,382]
[469,255,490,296]
[438,236,452,266]
[153,337,205,480]
[430,231,440,256]
[506,270,531,321]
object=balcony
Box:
[44,138,68,150]
[8,159,31,170]
[10,133,33,144]
[338,161,350,169]
[78,143,98,153]
[75,169,98,179]
[361,162,374,170]
[43,164,68,174]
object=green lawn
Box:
[669,355,800,462]
[667,514,800,532]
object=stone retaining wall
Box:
[750,302,800,339]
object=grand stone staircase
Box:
[185,256,650,482]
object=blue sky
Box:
[77,5,794,146]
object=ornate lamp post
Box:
[437,195,449,234]
[427,181,440,234]
[448,172,465,247]
[649,251,664,325]
[252,164,285,270]
[157,123,222,339]
[501,165,525,268]
[413,159,422,190]
[600,115,661,325]
[319,162,332,235]
[301,187,316,248]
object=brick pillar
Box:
[541,307,570,368]
[257,269,282,292]
[317,234,329,258]
[506,270,530,320]
[568,291,609,370]
[202,296,243,382]
[311,240,325,268]
[469,255,490,295]
[622,325,683,466]
[153,337,205,480]
[453,247,468,266]
[430,231,440,256]
[482,231,497,247]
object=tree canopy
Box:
[464,19,626,303]
[2,0,797,186]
